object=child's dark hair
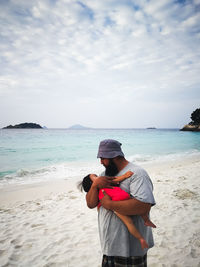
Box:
[77,174,93,192]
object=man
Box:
[86,139,155,267]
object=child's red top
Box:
[97,187,130,209]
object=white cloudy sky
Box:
[0,0,200,128]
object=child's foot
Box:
[144,220,156,228]
[139,238,149,249]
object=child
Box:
[79,171,156,249]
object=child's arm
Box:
[113,171,134,183]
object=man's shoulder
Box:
[123,163,152,188]
[124,162,147,175]
[126,163,155,204]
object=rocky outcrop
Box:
[181,108,200,132]
[180,124,200,132]
[3,123,43,129]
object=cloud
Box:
[0,0,200,128]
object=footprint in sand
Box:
[14,245,22,249]
[0,249,8,256]
[174,189,198,200]
[31,223,45,228]
[69,195,77,199]
[179,176,187,180]
[0,239,7,244]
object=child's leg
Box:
[141,213,156,228]
[115,212,148,249]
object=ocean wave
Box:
[1,150,200,188]
[0,170,16,178]
[16,168,50,177]
[0,161,103,188]
[127,154,155,162]
[128,150,200,165]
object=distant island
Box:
[146,127,156,129]
[67,124,91,130]
[180,108,200,132]
[3,123,43,129]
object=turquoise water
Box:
[0,128,200,186]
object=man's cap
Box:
[97,139,124,158]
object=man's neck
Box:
[113,158,129,172]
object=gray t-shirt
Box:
[98,162,156,257]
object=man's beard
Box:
[105,159,119,176]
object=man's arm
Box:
[86,176,116,209]
[86,184,99,209]
[100,191,151,215]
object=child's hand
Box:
[124,171,134,178]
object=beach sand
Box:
[0,156,200,267]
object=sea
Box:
[0,128,200,188]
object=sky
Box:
[0,0,200,128]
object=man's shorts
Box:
[102,254,147,267]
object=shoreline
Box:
[0,154,200,207]
[0,155,200,266]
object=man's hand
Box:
[100,190,112,210]
[92,176,117,190]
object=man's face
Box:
[100,158,118,176]
[100,158,110,168]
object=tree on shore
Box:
[190,108,200,125]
